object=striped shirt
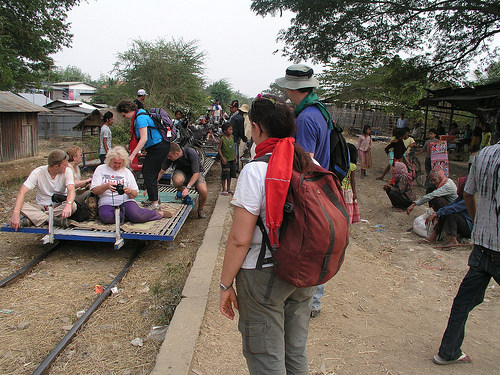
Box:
[465,142,500,251]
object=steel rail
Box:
[32,243,144,375]
[0,241,60,288]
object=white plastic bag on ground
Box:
[413,211,431,237]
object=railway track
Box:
[1,241,145,375]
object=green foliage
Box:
[262,82,288,101]
[251,0,500,81]
[91,77,130,106]
[0,0,81,90]
[472,58,500,85]
[206,79,233,108]
[113,38,207,117]
[51,65,93,83]
[320,55,432,112]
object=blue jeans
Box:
[438,244,500,360]
[312,284,324,311]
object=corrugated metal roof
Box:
[0,91,51,112]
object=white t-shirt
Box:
[230,158,273,269]
[23,166,75,206]
[212,104,222,117]
[90,164,138,207]
[100,125,112,154]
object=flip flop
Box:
[433,353,471,365]
[228,190,234,195]
[220,191,229,196]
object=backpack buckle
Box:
[284,202,293,213]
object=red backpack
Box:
[256,160,349,288]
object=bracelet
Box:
[219,281,233,291]
[65,201,73,205]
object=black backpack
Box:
[305,101,350,180]
[328,120,350,180]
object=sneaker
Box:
[53,217,69,229]
[433,353,471,365]
[19,217,32,227]
[310,309,321,318]
[197,209,207,219]
[152,203,161,210]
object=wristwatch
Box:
[65,201,73,205]
[186,185,192,190]
[219,281,233,291]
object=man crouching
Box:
[159,143,208,219]
[10,150,76,230]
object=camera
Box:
[115,183,125,195]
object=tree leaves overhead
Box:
[251,0,500,80]
[0,0,81,90]
[113,38,206,114]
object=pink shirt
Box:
[357,134,372,152]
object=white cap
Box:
[137,89,148,96]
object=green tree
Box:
[113,38,207,115]
[251,0,500,81]
[91,77,128,105]
[206,79,233,108]
[473,58,500,84]
[0,0,82,90]
[320,55,432,114]
[52,65,93,83]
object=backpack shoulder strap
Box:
[256,215,276,270]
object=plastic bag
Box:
[413,210,431,237]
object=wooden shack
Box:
[0,91,50,162]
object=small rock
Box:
[17,321,29,330]
[61,317,71,324]
[76,310,86,319]
[62,325,73,331]
[38,260,46,266]
[179,242,187,248]
[118,299,127,304]
[130,337,143,347]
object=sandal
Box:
[220,191,229,196]
[228,190,234,195]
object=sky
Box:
[52,0,324,97]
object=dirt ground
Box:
[1,138,499,375]
[191,136,500,375]
[0,139,222,375]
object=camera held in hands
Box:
[115,183,125,195]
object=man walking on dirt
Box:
[10,150,76,230]
[276,64,331,317]
[433,141,500,365]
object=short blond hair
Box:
[104,146,129,168]
[66,145,82,162]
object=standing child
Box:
[415,128,438,176]
[218,123,236,195]
[343,144,360,225]
[357,125,372,177]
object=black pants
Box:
[386,190,412,210]
[142,141,170,202]
[434,213,471,238]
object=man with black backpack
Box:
[276,64,332,318]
